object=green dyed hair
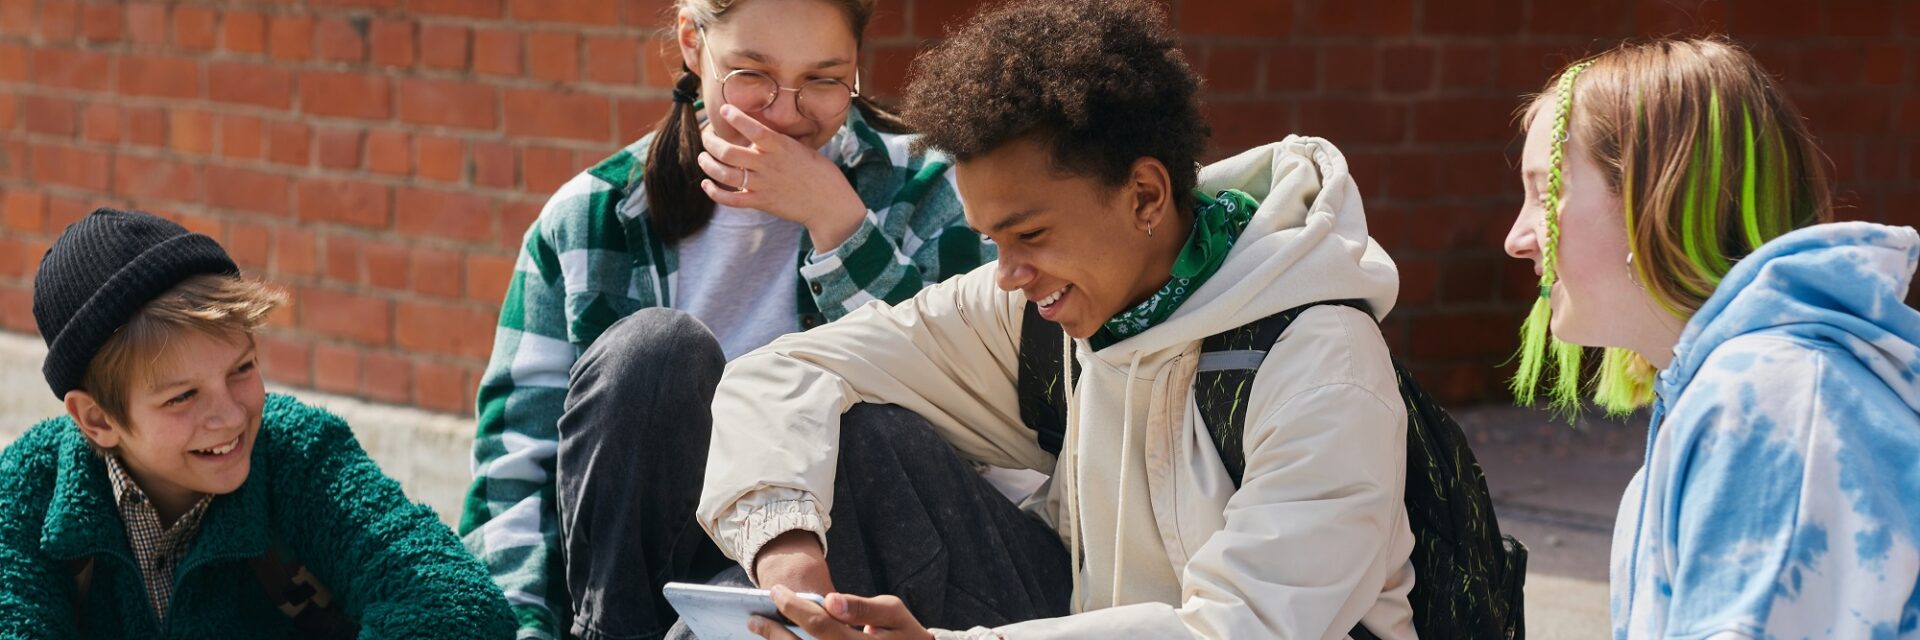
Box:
[1511,39,1833,417]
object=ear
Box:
[1125,156,1175,233]
[63,390,123,450]
[676,13,703,77]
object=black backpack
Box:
[1016,300,1528,640]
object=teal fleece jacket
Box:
[0,394,515,638]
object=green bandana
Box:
[1090,189,1257,349]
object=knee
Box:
[572,308,725,397]
[838,404,951,465]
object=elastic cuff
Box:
[732,498,830,584]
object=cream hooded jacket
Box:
[697,137,1418,640]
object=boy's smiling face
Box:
[80,330,265,517]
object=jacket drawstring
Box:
[1110,350,1146,604]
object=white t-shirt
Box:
[671,205,805,361]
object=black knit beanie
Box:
[33,208,240,400]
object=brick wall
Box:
[0,0,1915,414]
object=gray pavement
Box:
[0,330,1633,638]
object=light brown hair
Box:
[82,274,285,424]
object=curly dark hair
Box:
[902,0,1209,216]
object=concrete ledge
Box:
[0,331,475,525]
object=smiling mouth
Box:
[191,436,240,457]
[1035,284,1072,308]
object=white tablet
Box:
[663,582,827,640]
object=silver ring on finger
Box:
[740,167,750,192]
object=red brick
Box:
[268,15,315,61]
[1863,46,1905,87]
[522,145,575,194]
[497,198,542,249]
[207,62,292,109]
[112,154,200,203]
[168,108,214,155]
[1265,46,1315,93]
[1799,93,1893,137]
[297,179,391,228]
[911,0,975,37]
[0,42,24,81]
[300,287,393,345]
[226,221,270,269]
[44,193,93,230]
[362,239,409,289]
[1199,46,1261,95]
[640,37,680,91]
[32,48,114,92]
[408,0,503,19]
[1320,44,1376,94]
[1800,45,1866,87]
[1297,99,1405,146]
[472,140,517,188]
[30,144,110,191]
[0,93,12,131]
[323,234,364,284]
[267,120,310,166]
[1384,151,1508,201]
[1439,44,1496,90]
[867,45,913,101]
[272,225,318,277]
[170,4,217,50]
[396,300,494,358]
[312,343,362,394]
[370,19,416,67]
[397,78,496,129]
[1905,2,1920,37]
[1205,102,1293,153]
[21,96,79,136]
[0,0,31,36]
[1529,0,1630,35]
[262,283,297,328]
[465,252,515,302]
[1633,0,1726,35]
[1410,96,1514,145]
[204,166,289,216]
[0,284,33,334]
[1497,44,1578,92]
[119,55,200,99]
[315,16,367,63]
[527,31,579,83]
[0,236,39,278]
[36,1,79,42]
[472,27,522,76]
[3,189,47,233]
[419,23,471,70]
[301,72,393,120]
[395,186,494,242]
[414,361,470,413]
[359,351,413,404]
[258,335,312,387]
[409,246,464,297]
[510,0,617,25]
[1301,0,1412,36]
[221,10,266,54]
[316,128,364,170]
[616,98,672,142]
[414,134,464,182]
[1729,0,1820,36]
[1406,310,1516,361]
[1179,0,1292,37]
[81,2,123,42]
[1899,97,1920,135]
[169,212,223,238]
[315,0,403,8]
[1419,0,1521,35]
[367,129,412,175]
[122,2,167,44]
[584,35,639,84]
[1381,45,1434,94]
[218,115,264,160]
[504,88,609,141]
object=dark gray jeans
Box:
[556,309,1071,640]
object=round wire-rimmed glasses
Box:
[701,28,861,121]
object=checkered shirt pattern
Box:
[104,453,213,624]
[456,109,992,639]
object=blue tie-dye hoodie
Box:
[1611,222,1920,639]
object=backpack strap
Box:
[247,543,357,639]
[1016,301,1077,456]
[1193,300,1371,486]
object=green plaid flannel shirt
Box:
[457,110,991,640]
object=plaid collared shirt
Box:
[456,109,992,639]
[104,453,213,624]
